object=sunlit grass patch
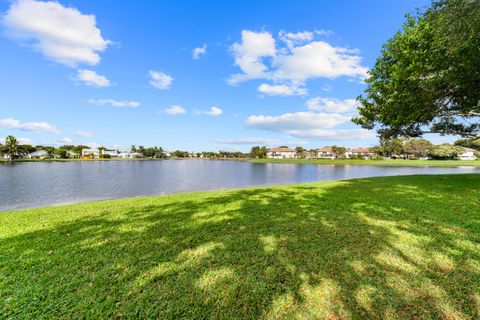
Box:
[1,174,479,319]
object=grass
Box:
[1,174,480,319]
[251,158,480,167]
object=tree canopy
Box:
[250,146,267,159]
[353,0,480,139]
[3,135,19,162]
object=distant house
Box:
[25,150,49,159]
[350,147,376,159]
[67,150,80,159]
[129,152,144,158]
[267,147,296,159]
[459,148,477,160]
[81,148,119,158]
[303,151,316,159]
[118,152,144,159]
[316,146,335,159]
[82,148,99,158]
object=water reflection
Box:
[1,160,478,211]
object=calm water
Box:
[1,160,479,211]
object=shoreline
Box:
[249,158,480,167]
[2,157,480,167]
[2,172,479,213]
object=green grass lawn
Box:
[1,175,480,319]
[251,158,480,167]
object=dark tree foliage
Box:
[250,146,268,158]
[353,0,480,139]
[454,138,480,150]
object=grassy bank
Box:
[251,158,480,167]
[1,174,480,319]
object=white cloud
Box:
[0,136,33,145]
[57,137,72,144]
[192,43,207,60]
[214,137,279,145]
[0,118,60,134]
[76,69,110,87]
[306,97,358,113]
[149,70,173,90]
[75,130,94,138]
[19,137,33,144]
[314,29,332,36]
[3,0,110,67]
[228,30,276,84]
[257,83,307,96]
[86,142,102,149]
[245,110,375,141]
[246,112,351,131]
[274,41,368,81]
[279,30,313,48]
[88,99,140,108]
[284,128,375,140]
[228,29,368,88]
[164,105,186,115]
[196,106,223,116]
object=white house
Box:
[81,148,119,158]
[350,147,376,159]
[67,150,80,159]
[267,147,297,159]
[118,152,144,159]
[316,146,335,159]
[459,148,477,160]
[25,150,49,159]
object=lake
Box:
[1,159,479,211]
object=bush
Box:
[100,154,111,159]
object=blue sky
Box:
[0,0,445,152]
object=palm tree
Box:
[98,146,106,158]
[130,145,137,153]
[4,135,19,162]
[295,146,305,158]
[331,145,347,159]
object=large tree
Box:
[429,144,464,160]
[353,0,480,139]
[403,139,432,158]
[454,138,480,150]
[250,146,267,158]
[376,138,405,157]
[331,146,347,158]
[295,146,306,158]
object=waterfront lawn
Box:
[1,174,480,319]
[251,158,480,166]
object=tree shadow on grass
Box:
[1,174,480,319]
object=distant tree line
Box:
[371,138,480,160]
[0,135,91,162]
[3,135,479,163]
[130,145,165,158]
[169,150,249,159]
